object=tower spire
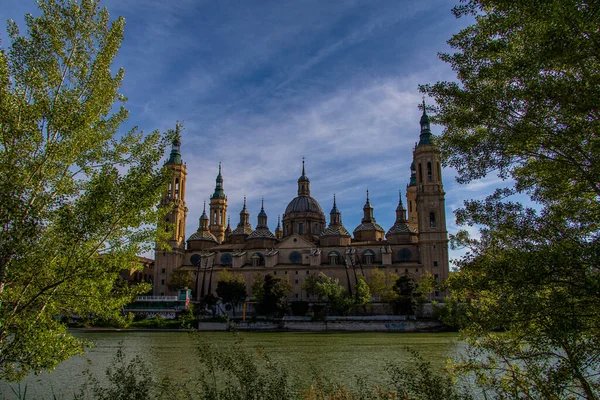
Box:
[362,189,374,222]
[418,100,433,146]
[397,190,404,209]
[257,198,268,227]
[167,123,183,164]
[330,193,342,225]
[212,163,225,198]
[297,158,311,196]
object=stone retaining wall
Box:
[198,318,443,332]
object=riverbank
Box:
[200,316,446,332]
[69,315,450,333]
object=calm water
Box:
[1,331,462,399]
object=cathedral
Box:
[153,104,449,301]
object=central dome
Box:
[285,195,324,215]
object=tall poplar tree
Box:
[422,0,600,398]
[0,0,172,381]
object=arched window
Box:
[418,163,423,183]
[175,178,180,199]
[397,248,412,262]
[362,249,376,265]
[298,223,303,235]
[167,182,173,198]
[429,212,436,227]
[427,162,432,181]
[328,250,341,266]
[313,223,319,234]
[289,251,302,265]
[220,253,233,266]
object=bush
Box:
[290,301,309,316]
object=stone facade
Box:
[153,105,449,300]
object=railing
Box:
[135,296,178,302]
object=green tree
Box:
[167,269,194,292]
[253,274,290,317]
[353,275,371,309]
[303,272,353,315]
[215,271,246,316]
[391,275,417,316]
[422,0,600,398]
[366,268,387,300]
[415,271,436,303]
[0,0,172,381]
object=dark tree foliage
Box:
[421,0,600,398]
[254,275,290,317]
[391,275,417,316]
[167,269,194,292]
[216,280,247,317]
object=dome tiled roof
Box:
[187,230,218,242]
[321,226,351,236]
[285,195,324,215]
[230,225,253,236]
[386,222,415,236]
[353,222,385,233]
[248,227,276,239]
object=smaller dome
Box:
[386,222,415,236]
[353,222,385,234]
[321,225,351,237]
[187,230,218,243]
[230,225,253,236]
[248,227,276,240]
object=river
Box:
[0,330,463,399]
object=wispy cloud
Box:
[3,0,503,262]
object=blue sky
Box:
[2,0,503,265]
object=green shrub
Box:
[290,301,309,316]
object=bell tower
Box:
[406,159,418,232]
[209,163,227,242]
[154,124,188,296]
[413,101,449,281]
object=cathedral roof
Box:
[187,230,218,242]
[321,225,351,237]
[386,222,415,236]
[230,224,253,236]
[353,222,385,234]
[284,195,324,215]
[248,227,276,240]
